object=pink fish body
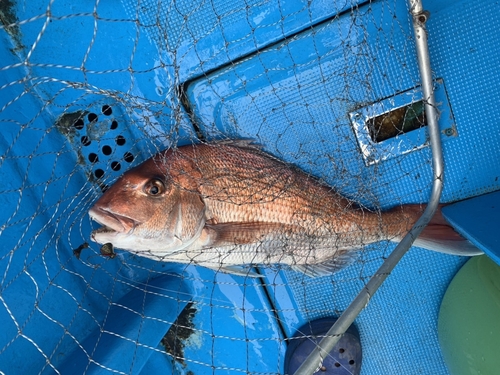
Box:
[89,141,480,276]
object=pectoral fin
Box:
[185,221,290,251]
[204,221,291,247]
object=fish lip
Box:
[89,207,139,234]
[90,225,118,244]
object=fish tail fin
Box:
[407,204,483,256]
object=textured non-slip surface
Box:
[269,246,468,374]
[185,0,500,373]
[1,0,499,374]
[443,191,500,265]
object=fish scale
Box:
[88,141,482,277]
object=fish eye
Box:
[144,178,165,196]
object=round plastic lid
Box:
[285,317,362,375]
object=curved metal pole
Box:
[293,1,443,374]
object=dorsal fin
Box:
[208,138,262,151]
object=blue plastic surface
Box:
[167,268,286,375]
[1,0,500,374]
[58,275,191,375]
[0,0,285,373]
[263,246,468,374]
[442,191,500,265]
[184,0,500,373]
[186,0,434,207]
[122,0,367,81]
[187,0,500,206]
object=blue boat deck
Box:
[1,0,499,374]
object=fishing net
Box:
[1,0,499,374]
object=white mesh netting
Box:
[1,0,497,374]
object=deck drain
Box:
[69,105,134,181]
[55,103,138,190]
[285,317,362,375]
[349,79,456,165]
[366,100,426,143]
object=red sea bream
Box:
[89,141,480,276]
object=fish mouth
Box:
[89,207,139,235]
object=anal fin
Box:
[291,251,358,277]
